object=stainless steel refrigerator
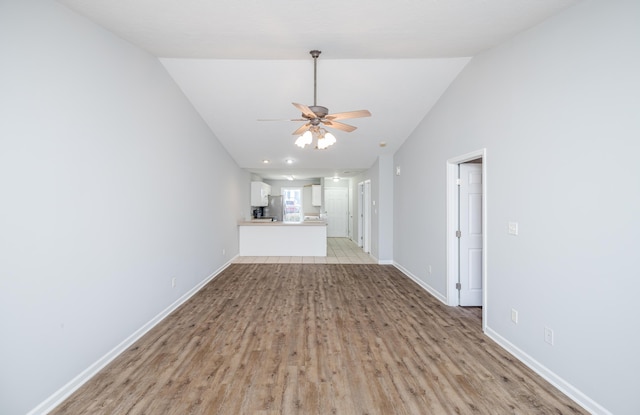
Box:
[264,195,283,222]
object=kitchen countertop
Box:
[239,220,327,226]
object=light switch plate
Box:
[508,221,519,235]
[544,327,554,345]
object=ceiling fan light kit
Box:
[295,127,336,150]
[290,50,371,150]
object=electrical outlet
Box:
[171,277,176,288]
[428,265,432,274]
[222,248,226,256]
[508,221,519,235]
[544,327,554,345]
[511,309,518,324]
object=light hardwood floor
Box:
[51,263,584,414]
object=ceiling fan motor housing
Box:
[307,105,329,119]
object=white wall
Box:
[393,0,639,413]
[0,1,249,413]
[351,155,394,263]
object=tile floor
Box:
[232,237,377,264]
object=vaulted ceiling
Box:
[58,0,580,179]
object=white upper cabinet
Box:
[251,181,271,206]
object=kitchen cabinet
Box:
[239,221,327,256]
[251,181,271,206]
[311,185,321,206]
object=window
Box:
[282,187,302,223]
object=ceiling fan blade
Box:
[322,120,357,133]
[292,102,317,119]
[324,110,371,121]
[257,118,307,122]
[292,123,311,135]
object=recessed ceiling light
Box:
[286,159,293,164]
[262,159,270,164]
[379,141,387,147]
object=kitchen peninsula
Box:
[238,220,327,256]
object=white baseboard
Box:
[392,262,609,414]
[27,259,235,415]
[377,259,393,265]
[393,262,448,305]
[484,326,610,415]
[31,258,608,415]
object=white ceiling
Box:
[58,0,580,179]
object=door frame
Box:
[446,149,487,329]
[363,180,371,254]
[347,184,353,241]
[358,180,372,254]
[357,182,364,247]
[458,162,483,306]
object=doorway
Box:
[458,162,483,306]
[325,187,349,237]
[446,150,487,329]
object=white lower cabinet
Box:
[239,223,327,256]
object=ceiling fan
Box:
[291,50,371,136]
[260,50,371,149]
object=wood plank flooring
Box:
[51,264,585,414]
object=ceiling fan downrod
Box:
[310,50,321,107]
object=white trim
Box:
[446,149,487,332]
[445,160,457,306]
[395,253,608,415]
[378,259,393,265]
[363,180,372,254]
[347,183,353,241]
[357,182,364,248]
[485,326,611,415]
[27,258,236,415]
[30,256,606,415]
[393,262,448,305]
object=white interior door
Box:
[459,163,483,306]
[325,188,349,237]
